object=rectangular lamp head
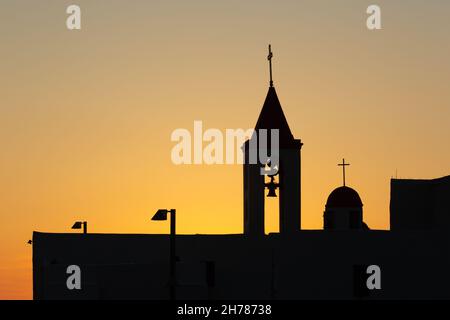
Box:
[72,221,83,229]
[152,209,168,221]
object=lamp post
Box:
[152,209,176,300]
[72,221,87,234]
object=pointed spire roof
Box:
[244,45,302,151]
[255,86,297,146]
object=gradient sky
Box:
[1,0,449,299]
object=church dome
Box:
[326,186,363,208]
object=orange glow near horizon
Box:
[1,1,450,299]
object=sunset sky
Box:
[1,0,449,299]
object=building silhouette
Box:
[32,49,450,300]
[390,176,450,231]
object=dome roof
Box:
[326,186,363,208]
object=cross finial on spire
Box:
[267,44,273,87]
[338,158,350,186]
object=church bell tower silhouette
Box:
[243,45,303,236]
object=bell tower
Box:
[243,45,303,236]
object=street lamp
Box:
[72,221,87,234]
[152,209,176,300]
